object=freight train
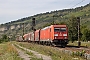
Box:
[16,25,68,47]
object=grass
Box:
[13,42,43,60]
[68,41,90,47]
[0,42,23,60]
[15,42,86,60]
[25,50,43,60]
[30,57,43,60]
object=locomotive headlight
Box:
[63,34,67,36]
[64,37,67,39]
[55,37,57,39]
[54,34,58,36]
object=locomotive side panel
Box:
[40,26,51,41]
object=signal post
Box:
[32,18,36,41]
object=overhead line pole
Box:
[77,17,81,48]
[22,23,24,40]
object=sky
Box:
[0,0,90,24]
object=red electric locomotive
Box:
[22,24,68,47]
[39,25,68,47]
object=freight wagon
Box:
[16,36,23,42]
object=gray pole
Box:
[77,17,81,47]
[22,23,24,40]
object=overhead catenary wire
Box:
[65,0,86,9]
[71,0,86,8]
[64,0,86,15]
[65,0,76,8]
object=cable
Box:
[66,0,76,8]
[72,0,86,8]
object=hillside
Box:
[0,3,90,39]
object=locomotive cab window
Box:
[54,28,60,32]
[60,28,66,32]
[54,28,66,32]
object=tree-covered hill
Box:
[0,3,90,40]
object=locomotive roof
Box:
[41,25,67,30]
[52,25,67,27]
[42,26,50,30]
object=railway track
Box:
[16,41,90,59]
[55,45,90,54]
[53,45,90,60]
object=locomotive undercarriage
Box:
[29,39,68,47]
[52,39,68,47]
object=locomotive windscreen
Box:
[54,28,66,32]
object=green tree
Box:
[2,34,8,39]
[81,27,90,41]
[68,16,78,42]
[0,34,9,43]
